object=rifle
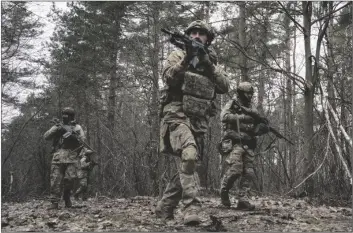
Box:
[50,118,96,152]
[232,100,294,145]
[90,160,99,167]
[161,28,209,68]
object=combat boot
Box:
[47,202,59,210]
[82,192,88,201]
[155,201,174,220]
[236,199,255,211]
[183,205,201,226]
[63,190,72,208]
[73,192,79,201]
[220,190,231,208]
[74,187,81,201]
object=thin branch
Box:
[277,1,304,33]
[327,101,353,148]
[2,100,48,167]
[286,133,330,195]
[223,36,306,86]
[311,2,352,26]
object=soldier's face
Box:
[62,114,70,124]
[239,91,253,104]
[189,29,208,44]
[244,92,253,101]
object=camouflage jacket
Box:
[220,98,262,148]
[44,121,85,163]
[161,48,229,134]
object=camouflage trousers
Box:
[77,170,88,188]
[50,163,77,203]
[220,144,257,200]
[159,122,202,210]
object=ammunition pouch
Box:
[223,130,257,150]
[181,71,216,118]
[52,149,79,164]
[182,95,211,118]
[217,138,233,156]
[182,71,215,100]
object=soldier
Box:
[44,107,86,209]
[219,81,270,210]
[156,20,229,225]
[74,149,95,201]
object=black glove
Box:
[55,125,65,134]
[199,53,212,66]
[183,40,194,62]
[259,116,269,125]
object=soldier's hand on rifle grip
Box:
[55,125,64,133]
[199,53,212,66]
[183,40,194,62]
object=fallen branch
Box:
[323,101,352,184]
[327,101,352,147]
[286,133,330,195]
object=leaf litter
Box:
[1,195,352,232]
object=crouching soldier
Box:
[74,149,96,201]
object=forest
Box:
[1,1,352,231]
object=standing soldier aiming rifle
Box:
[44,107,86,210]
[157,20,229,225]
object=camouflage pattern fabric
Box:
[220,144,256,200]
[219,98,260,204]
[49,163,77,203]
[44,120,86,205]
[159,123,201,208]
[75,154,92,196]
[158,46,229,220]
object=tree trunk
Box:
[148,3,161,196]
[291,8,298,186]
[238,2,249,81]
[302,1,315,195]
[284,2,293,188]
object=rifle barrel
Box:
[161,28,172,35]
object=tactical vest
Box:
[182,70,215,117]
[222,101,257,149]
[59,124,81,150]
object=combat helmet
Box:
[184,20,215,44]
[62,107,75,117]
[237,82,254,94]
[85,149,94,155]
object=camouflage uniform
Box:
[74,149,94,201]
[156,20,229,225]
[219,82,269,210]
[44,107,85,209]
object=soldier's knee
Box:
[243,167,255,176]
[181,146,197,174]
[228,163,243,177]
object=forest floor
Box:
[1,194,352,232]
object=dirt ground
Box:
[1,195,352,232]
